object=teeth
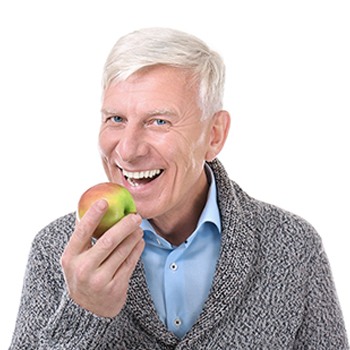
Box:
[122,169,161,180]
[127,178,139,187]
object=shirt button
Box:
[170,262,178,271]
[174,318,182,327]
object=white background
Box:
[1,0,349,347]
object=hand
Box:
[61,199,145,318]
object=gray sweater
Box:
[10,159,349,349]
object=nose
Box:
[115,124,149,163]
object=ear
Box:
[205,110,231,162]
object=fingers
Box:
[68,199,109,255]
[113,237,145,281]
[92,213,142,265]
[98,225,144,281]
[88,233,145,301]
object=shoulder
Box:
[253,193,319,245]
[31,212,76,258]
[233,181,323,264]
[210,158,321,251]
[20,213,76,297]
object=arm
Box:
[294,232,349,349]
[9,217,115,349]
[10,201,144,349]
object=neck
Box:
[149,169,210,246]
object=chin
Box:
[135,201,160,220]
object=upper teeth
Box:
[122,169,161,179]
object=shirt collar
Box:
[141,164,221,248]
[197,164,221,233]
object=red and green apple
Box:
[77,182,137,239]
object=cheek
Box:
[168,136,206,173]
[182,131,210,167]
[98,129,115,158]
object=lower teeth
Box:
[127,178,139,187]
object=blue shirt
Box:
[141,167,221,339]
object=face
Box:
[99,66,223,225]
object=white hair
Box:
[103,27,226,119]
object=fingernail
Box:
[132,213,142,224]
[96,199,108,211]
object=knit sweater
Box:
[10,159,349,349]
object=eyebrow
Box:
[101,108,119,116]
[146,108,177,118]
[101,108,178,118]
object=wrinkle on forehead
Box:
[103,65,201,107]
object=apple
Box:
[77,182,137,239]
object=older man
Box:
[10,28,348,349]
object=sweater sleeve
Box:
[9,224,116,350]
[293,231,349,349]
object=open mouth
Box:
[121,168,164,187]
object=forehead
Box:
[107,65,197,93]
[102,66,200,112]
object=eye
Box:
[152,119,168,126]
[111,116,124,123]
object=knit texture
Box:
[10,159,349,349]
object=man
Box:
[10,27,348,349]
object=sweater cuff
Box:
[43,290,115,348]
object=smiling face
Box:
[99,65,229,237]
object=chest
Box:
[142,223,221,338]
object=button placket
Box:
[164,247,186,336]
